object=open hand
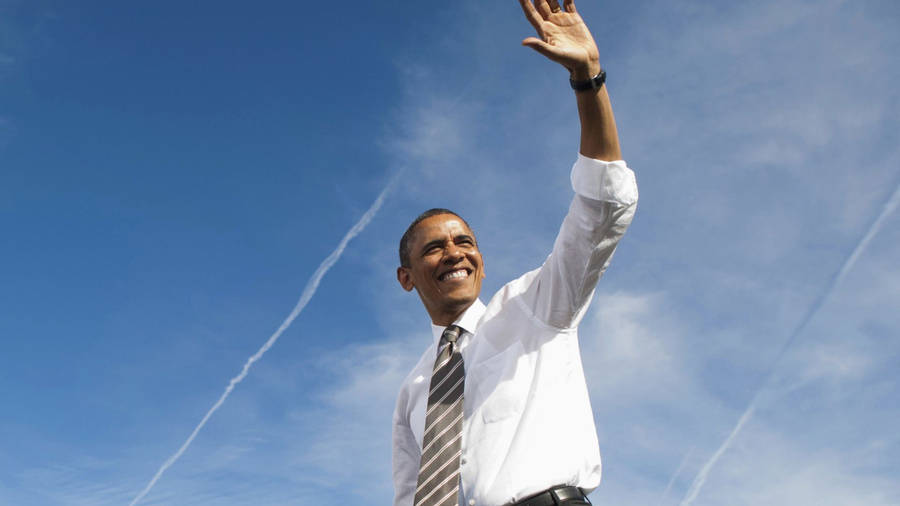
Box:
[519,0,601,80]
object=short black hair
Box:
[398,208,474,268]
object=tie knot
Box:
[441,325,461,344]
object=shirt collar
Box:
[430,298,486,349]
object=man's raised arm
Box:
[516,0,636,331]
[519,0,621,161]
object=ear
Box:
[397,266,415,292]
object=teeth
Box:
[441,269,468,281]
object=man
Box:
[392,1,638,505]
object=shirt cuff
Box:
[570,154,638,206]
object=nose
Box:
[444,243,464,263]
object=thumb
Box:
[521,37,564,62]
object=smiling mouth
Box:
[439,268,470,281]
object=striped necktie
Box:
[414,324,465,506]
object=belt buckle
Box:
[549,486,590,505]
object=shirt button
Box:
[460,457,467,465]
[468,500,475,506]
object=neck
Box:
[428,303,472,327]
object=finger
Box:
[564,0,576,13]
[522,37,565,62]
[547,0,562,14]
[518,0,545,33]
[534,0,553,18]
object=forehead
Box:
[412,214,475,244]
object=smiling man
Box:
[391,1,638,505]
[397,210,485,327]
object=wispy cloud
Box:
[678,179,900,506]
[12,457,134,506]
[290,332,424,499]
[127,174,399,505]
[656,447,694,506]
[686,418,900,506]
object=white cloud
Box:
[689,419,900,506]
[292,334,423,499]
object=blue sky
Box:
[1,0,899,504]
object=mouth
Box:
[438,268,471,282]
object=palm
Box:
[519,0,600,77]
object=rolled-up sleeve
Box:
[570,155,638,206]
[524,155,638,330]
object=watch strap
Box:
[570,69,606,91]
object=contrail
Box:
[128,173,400,506]
[656,447,694,506]
[679,179,900,506]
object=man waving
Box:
[392,1,638,505]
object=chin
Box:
[445,293,478,309]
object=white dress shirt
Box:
[392,155,638,506]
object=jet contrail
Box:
[656,447,694,506]
[128,173,399,506]
[679,179,900,506]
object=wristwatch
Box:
[570,69,606,91]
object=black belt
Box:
[512,486,591,506]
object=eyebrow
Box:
[419,234,476,255]
[420,239,445,254]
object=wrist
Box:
[570,68,606,92]
[569,59,601,81]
